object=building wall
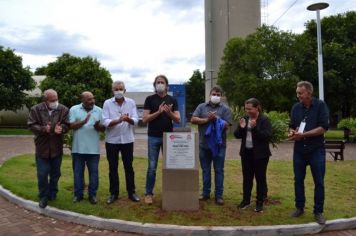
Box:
[205,0,261,101]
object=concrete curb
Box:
[1,186,355,235]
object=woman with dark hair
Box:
[234,98,272,212]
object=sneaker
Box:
[238,201,250,209]
[289,208,304,217]
[144,195,153,205]
[215,198,224,205]
[254,202,263,213]
[314,213,326,224]
[199,194,210,201]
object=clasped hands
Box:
[239,118,256,129]
[287,128,304,141]
[45,122,63,134]
[158,102,173,114]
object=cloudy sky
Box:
[0,0,354,91]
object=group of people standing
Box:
[27,77,329,225]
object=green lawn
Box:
[0,155,355,226]
[0,128,32,135]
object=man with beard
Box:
[69,91,104,204]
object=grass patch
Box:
[0,128,32,135]
[0,155,355,226]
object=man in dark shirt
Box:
[28,89,69,208]
[288,81,329,224]
[142,75,180,204]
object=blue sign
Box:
[169,84,186,128]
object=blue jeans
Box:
[145,136,163,195]
[293,147,326,214]
[199,145,226,198]
[72,153,99,198]
[35,156,62,200]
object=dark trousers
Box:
[241,149,269,203]
[35,155,62,199]
[293,148,325,214]
[105,142,136,196]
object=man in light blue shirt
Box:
[69,91,104,204]
[102,81,140,204]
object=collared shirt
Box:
[102,97,138,144]
[69,104,102,154]
[192,102,232,147]
[290,97,329,152]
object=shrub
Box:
[231,105,289,148]
[337,118,356,133]
[265,111,290,148]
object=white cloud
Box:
[0,0,354,91]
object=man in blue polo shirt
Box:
[288,81,329,224]
[69,91,104,204]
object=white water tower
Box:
[205,0,261,101]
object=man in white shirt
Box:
[102,81,140,204]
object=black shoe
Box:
[238,200,250,209]
[254,202,263,213]
[129,193,140,202]
[106,195,118,204]
[290,208,304,217]
[39,198,48,209]
[73,196,83,203]
[314,213,326,224]
[199,195,210,201]
[89,196,97,205]
[215,198,224,205]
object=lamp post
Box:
[307,2,329,101]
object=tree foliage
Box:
[37,53,112,108]
[219,11,356,120]
[302,11,356,117]
[0,46,35,111]
[184,70,205,117]
[218,25,300,112]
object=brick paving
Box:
[0,132,355,236]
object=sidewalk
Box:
[0,134,355,235]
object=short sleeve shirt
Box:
[144,94,178,137]
[69,104,102,154]
[192,102,232,147]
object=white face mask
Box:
[155,84,166,93]
[114,90,124,99]
[48,101,59,110]
[210,96,221,104]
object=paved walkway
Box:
[0,134,355,235]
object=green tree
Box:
[38,53,112,108]
[302,11,356,118]
[184,70,205,117]
[218,25,300,112]
[0,46,35,111]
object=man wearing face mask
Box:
[102,81,140,204]
[191,87,232,205]
[142,74,180,205]
[28,89,69,208]
[69,91,104,204]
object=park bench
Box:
[324,140,345,161]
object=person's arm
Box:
[27,106,49,135]
[166,109,180,124]
[122,100,139,126]
[69,108,90,130]
[252,117,272,141]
